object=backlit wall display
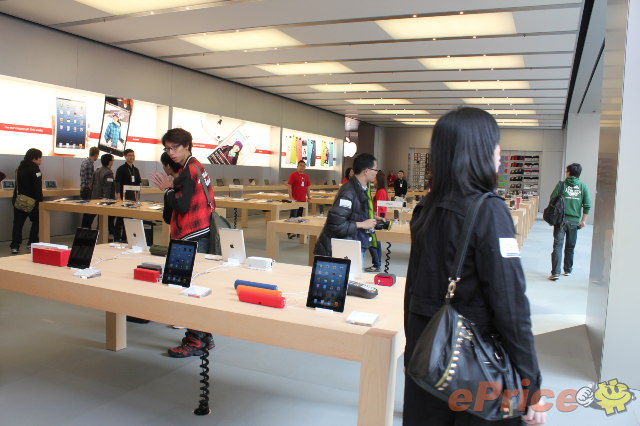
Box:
[281,129,341,170]
[172,108,273,167]
[0,74,166,160]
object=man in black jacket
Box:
[314,153,378,257]
[393,170,408,199]
[114,149,141,242]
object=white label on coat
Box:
[339,198,352,209]
[36,172,42,177]
[499,238,520,258]
[106,178,114,182]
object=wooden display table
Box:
[266,217,410,265]
[39,199,170,244]
[308,196,335,214]
[0,188,80,199]
[215,198,307,228]
[0,245,404,426]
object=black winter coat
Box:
[404,192,541,407]
[314,177,369,256]
[13,162,43,203]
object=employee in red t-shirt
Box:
[387,169,397,187]
[288,160,310,216]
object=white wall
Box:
[379,126,564,208]
[565,113,600,224]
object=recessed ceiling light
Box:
[74,0,208,15]
[487,109,537,115]
[496,119,540,126]
[463,97,534,104]
[445,81,530,90]
[346,99,413,105]
[182,29,301,51]
[309,84,387,92]
[377,12,515,39]
[373,110,430,115]
[257,62,353,75]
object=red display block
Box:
[133,268,161,283]
[32,247,71,267]
[237,288,286,309]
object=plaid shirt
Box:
[104,121,121,144]
[80,157,95,190]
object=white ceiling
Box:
[0,0,585,129]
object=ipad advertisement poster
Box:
[281,129,341,170]
[172,108,274,167]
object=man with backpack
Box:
[548,163,591,281]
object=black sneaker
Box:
[563,272,572,276]
[168,336,216,358]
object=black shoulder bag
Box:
[407,193,525,420]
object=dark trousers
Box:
[551,221,579,275]
[187,237,212,343]
[368,243,382,269]
[114,217,126,242]
[289,206,304,218]
[11,205,39,249]
[80,188,94,228]
[403,312,522,426]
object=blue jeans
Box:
[551,221,579,275]
[187,236,211,343]
[368,243,382,269]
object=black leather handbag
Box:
[407,193,525,421]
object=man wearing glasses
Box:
[151,128,216,358]
[314,153,381,258]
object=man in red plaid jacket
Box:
[152,128,216,358]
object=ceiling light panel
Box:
[420,55,525,70]
[257,62,353,76]
[445,81,531,90]
[346,99,413,105]
[486,109,538,115]
[373,110,430,115]
[463,97,534,104]
[377,12,516,40]
[182,29,301,52]
[309,84,387,92]
[74,0,206,15]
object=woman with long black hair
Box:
[11,148,43,254]
[403,108,546,425]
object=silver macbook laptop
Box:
[123,218,147,250]
[219,228,247,263]
[331,238,362,279]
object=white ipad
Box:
[123,218,147,250]
[219,228,246,263]
[331,238,362,279]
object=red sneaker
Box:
[167,336,215,358]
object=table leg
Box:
[241,208,248,228]
[161,222,170,245]
[39,205,51,243]
[98,215,109,244]
[311,202,317,215]
[106,312,126,351]
[358,329,398,426]
[308,235,317,265]
[266,222,279,260]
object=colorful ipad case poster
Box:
[281,130,339,170]
[172,108,272,167]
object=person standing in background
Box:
[365,171,388,272]
[287,160,310,238]
[10,148,43,254]
[387,169,396,188]
[80,146,100,228]
[159,152,181,225]
[548,163,592,281]
[394,170,408,199]
[86,154,116,236]
[113,148,141,242]
[342,167,354,184]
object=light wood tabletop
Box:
[215,197,308,228]
[0,245,405,426]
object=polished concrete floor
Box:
[1,213,639,425]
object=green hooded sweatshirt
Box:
[550,176,591,223]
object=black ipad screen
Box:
[306,256,350,312]
[67,228,99,269]
[162,240,198,287]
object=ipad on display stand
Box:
[123,185,141,204]
[44,180,58,190]
[2,180,15,190]
[123,218,147,251]
[219,228,247,263]
[331,238,362,279]
[67,228,99,269]
[306,256,351,313]
[162,239,198,287]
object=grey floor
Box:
[1,213,639,425]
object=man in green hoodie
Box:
[549,163,592,281]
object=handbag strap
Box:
[445,192,492,299]
[190,161,213,208]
